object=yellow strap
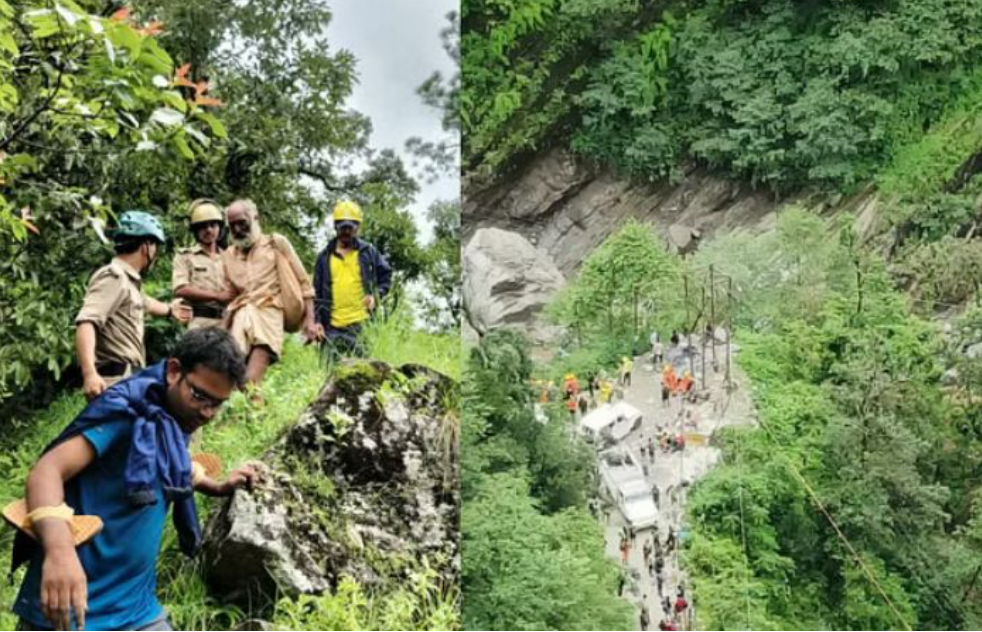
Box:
[191,461,207,485]
[26,504,75,531]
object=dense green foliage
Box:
[0,0,456,418]
[461,330,633,630]
[463,0,982,191]
[548,220,682,343]
[682,217,982,630]
[421,199,462,330]
[0,0,228,405]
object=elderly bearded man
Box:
[221,199,319,389]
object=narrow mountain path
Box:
[597,338,757,630]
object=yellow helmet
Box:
[333,200,364,224]
[188,199,223,225]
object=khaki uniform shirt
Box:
[172,244,227,328]
[223,234,314,308]
[75,258,146,370]
[223,234,314,357]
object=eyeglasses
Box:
[180,374,228,410]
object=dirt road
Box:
[597,338,757,630]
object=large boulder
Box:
[201,360,459,607]
[463,227,565,334]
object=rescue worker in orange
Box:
[676,370,694,401]
[563,373,580,400]
[566,396,578,421]
[661,364,677,408]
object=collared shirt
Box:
[329,249,368,327]
[75,258,146,368]
[223,234,314,309]
[172,243,227,309]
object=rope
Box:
[738,486,753,631]
[754,415,914,632]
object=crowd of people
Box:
[573,329,711,631]
[533,330,700,428]
[619,526,691,631]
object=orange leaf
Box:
[110,7,131,22]
[21,220,38,235]
[173,63,195,88]
[195,80,209,96]
[138,21,164,37]
[194,95,224,108]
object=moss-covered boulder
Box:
[201,359,459,607]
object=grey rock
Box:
[463,227,565,333]
[464,149,593,232]
[943,368,960,386]
[464,148,878,282]
[202,360,459,607]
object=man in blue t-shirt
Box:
[12,327,256,631]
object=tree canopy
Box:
[0,0,457,414]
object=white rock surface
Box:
[463,227,565,333]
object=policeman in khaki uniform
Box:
[172,199,232,330]
[75,211,192,400]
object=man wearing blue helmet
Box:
[75,211,192,400]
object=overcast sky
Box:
[328,0,458,242]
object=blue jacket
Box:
[313,237,392,329]
[11,362,201,575]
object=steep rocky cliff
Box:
[462,148,882,333]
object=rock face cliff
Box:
[463,147,880,332]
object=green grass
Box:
[0,313,461,630]
[361,311,461,381]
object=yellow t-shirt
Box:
[330,250,369,328]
